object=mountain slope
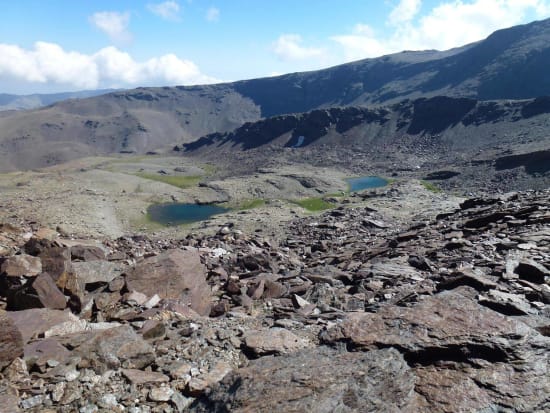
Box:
[2,18,550,171]
[182,96,550,192]
[0,89,116,111]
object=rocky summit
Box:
[0,187,548,412]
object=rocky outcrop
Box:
[0,189,548,411]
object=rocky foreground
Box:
[0,189,549,412]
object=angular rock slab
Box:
[322,289,535,361]
[190,348,418,412]
[68,325,155,373]
[125,249,211,316]
[0,254,42,277]
[0,310,24,370]
[6,308,78,343]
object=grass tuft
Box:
[237,199,266,210]
[420,180,441,193]
[293,197,334,212]
[135,173,202,188]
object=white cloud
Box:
[89,11,132,44]
[147,1,181,21]
[388,0,422,25]
[332,0,550,61]
[0,42,219,91]
[273,34,325,61]
[206,7,220,22]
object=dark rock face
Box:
[495,149,550,174]
[191,348,417,412]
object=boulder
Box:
[125,249,211,316]
[7,272,67,310]
[0,254,42,277]
[6,308,78,343]
[321,289,534,361]
[70,325,155,373]
[190,348,417,412]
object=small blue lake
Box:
[148,203,229,225]
[346,176,388,192]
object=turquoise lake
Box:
[147,203,229,225]
[346,176,388,192]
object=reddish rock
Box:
[32,272,67,309]
[125,249,212,316]
[6,308,78,343]
[0,310,24,370]
[38,247,72,281]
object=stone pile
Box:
[0,189,548,412]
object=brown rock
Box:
[190,348,417,412]
[322,289,532,360]
[0,254,42,277]
[6,308,78,343]
[122,368,169,385]
[32,272,67,309]
[0,310,24,370]
[38,246,71,281]
[125,249,211,316]
[71,325,155,373]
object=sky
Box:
[0,0,549,94]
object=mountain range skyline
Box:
[1,0,550,94]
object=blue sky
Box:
[1,0,549,94]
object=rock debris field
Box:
[0,188,549,412]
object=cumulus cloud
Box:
[206,7,220,22]
[273,34,325,61]
[332,0,550,61]
[0,41,219,91]
[89,11,132,44]
[147,1,181,21]
[388,0,422,25]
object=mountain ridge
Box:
[2,18,550,171]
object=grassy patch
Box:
[293,197,334,212]
[135,173,202,188]
[421,180,441,193]
[237,198,266,210]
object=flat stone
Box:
[70,325,155,373]
[0,254,42,277]
[190,348,417,412]
[125,249,212,316]
[6,308,78,343]
[322,289,533,360]
[122,368,169,385]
